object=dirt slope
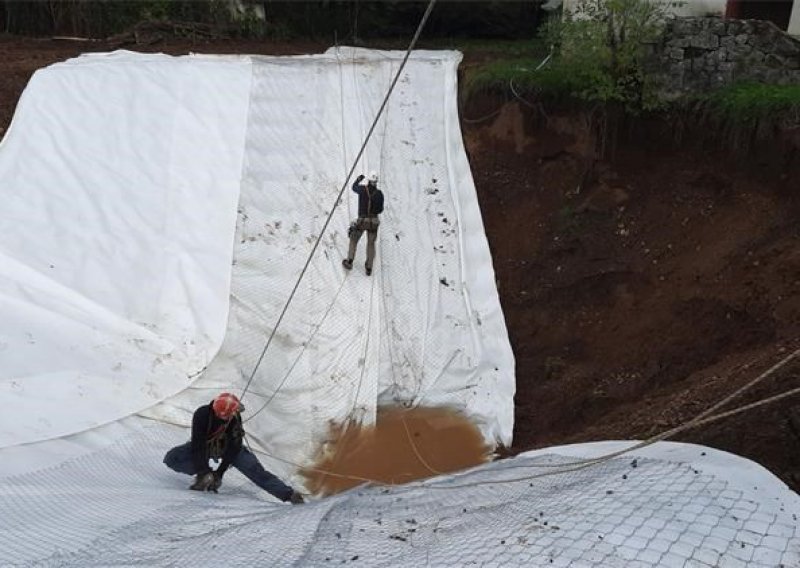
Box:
[463,97,800,490]
[1,36,798,491]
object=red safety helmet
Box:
[212,392,242,419]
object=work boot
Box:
[190,472,217,492]
[365,264,372,276]
[342,258,353,270]
[209,473,222,493]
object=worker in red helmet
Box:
[163,392,304,504]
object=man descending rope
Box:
[342,171,384,276]
[163,392,304,503]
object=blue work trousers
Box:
[163,442,292,501]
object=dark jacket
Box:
[352,177,384,218]
[190,403,244,477]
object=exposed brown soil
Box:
[303,406,490,495]
[463,94,800,491]
[1,36,799,492]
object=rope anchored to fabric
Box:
[239,0,438,402]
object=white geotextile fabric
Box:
[1,48,799,568]
[0,52,252,446]
[143,47,515,482]
[0,418,798,567]
[0,48,514,458]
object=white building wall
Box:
[789,0,800,36]
[561,1,800,35]
[561,0,726,18]
[670,0,727,17]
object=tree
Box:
[544,0,681,112]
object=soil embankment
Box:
[463,93,800,490]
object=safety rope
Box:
[205,11,800,495]
[146,344,800,492]
[341,62,390,425]
[379,257,400,388]
[334,36,349,183]
[280,343,800,486]
[335,40,357,219]
[462,48,552,123]
[239,0,438,402]
[242,275,350,424]
[412,380,800,491]
[461,108,503,124]
[508,47,553,111]
[401,413,444,476]
[509,78,539,110]
[349,272,379,419]
[396,346,800,491]
[507,343,800,470]
[240,376,800,492]
[244,432,376,488]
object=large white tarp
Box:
[0,48,799,568]
[0,52,252,446]
[0,49,514,461]
[142,47,516,478]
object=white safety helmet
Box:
[368,171,379,184]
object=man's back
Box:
[353,183,383,217]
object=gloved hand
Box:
[190,472,219,493]
[289,490,305,504]
[355,174,364,183]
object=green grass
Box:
[462,56,598,103]
[463,58,541,96]
[364,37,550,58]
[698,83,800,124]
[442,38,550,57]
[464,60,800,123]
[359,37,561,101]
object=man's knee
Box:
[163,443,194,474]
[164,448,179,469]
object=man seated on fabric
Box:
[163,392,304,503]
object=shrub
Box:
[541,0,682,112]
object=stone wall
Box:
[654,17,800,97]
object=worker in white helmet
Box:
[342,171,384,276]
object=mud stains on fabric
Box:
[303,406,491,496]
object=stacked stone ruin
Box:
[652,16,800,97]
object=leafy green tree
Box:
[543,0,681,112]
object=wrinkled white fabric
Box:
[0,49,514,457]
[0,52,252,445]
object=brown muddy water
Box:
[302,406,492,496]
